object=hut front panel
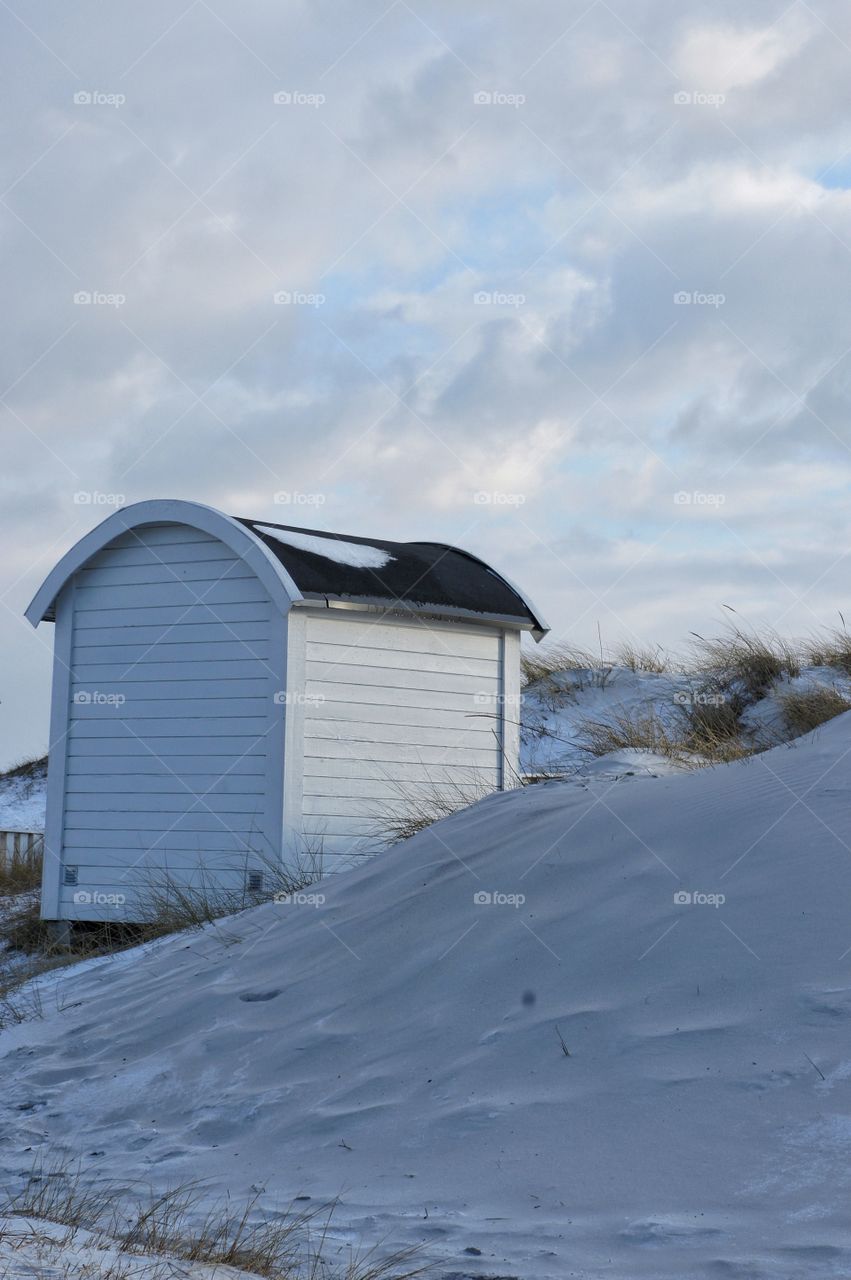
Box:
[58,522,284,920]
[298,613,504,869]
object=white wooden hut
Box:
[26,500,547,923]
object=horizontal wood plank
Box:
[107,524,217,547]
[304,660,499,698]
[74,625,271,651]
[69,697,271,720]
[305,614,500,657]
[68,716,271,738]
[74,579,270,611]
[78,558,249,588]
[303,738,498,766]
[63,829,263,850]
[65,792,267,815]
[64,811,268,833]
[303,772,497,801]
[74,603,273,629]
[66,773,266,795]
[70,681,272,704]
[71,659,270,683]
[306,639,499,679]
[67,755,265,776]
[85,539,244,569]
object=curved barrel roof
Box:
[26,500,548,638]
[237,517,546,633]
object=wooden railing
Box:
[0,830,44,868]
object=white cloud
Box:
[3,0,851,761]
[673,15,814,95]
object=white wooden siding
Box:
[55,522,286,921]
[294,611,505,870]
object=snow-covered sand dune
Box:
[3,661,850,833]
[0,758,47,832]
[3,717,851,1277]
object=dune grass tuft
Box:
[520,641,598,686]
[611,642,670,673]
[3,1160,426,1279]
[370,773,496,844]
[575,709,684,760]
[780,685,851,736]
[576,696,757,767]
[803,625,851,675]
[690,624,801,700]
[0,847,42,895]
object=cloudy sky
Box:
[2,0,851,764]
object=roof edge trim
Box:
[409,542,550,641]
[25,499,303,626]
[291,595,541,630]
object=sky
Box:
[2,0,851,766]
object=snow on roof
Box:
[238,516,546,629]
[252,524,393,570]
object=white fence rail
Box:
[0,830,44,868]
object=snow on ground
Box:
[520,666,694,778]
[0,1217,259,1280]
[5,663,851,834]
[520,662,851,778]
[2,715,851,1277]
[740,666,851,744]
[0,760,47,832]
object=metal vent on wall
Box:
[246,870,264,893]
[63,865,78,886]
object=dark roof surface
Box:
[236,518,543,630]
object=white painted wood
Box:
[75,625,271,651]
[108,523,218,546]
[64,791,269,814]
[40,581,74,920]
[299,611,501,659]
[66,754,265,774]
[500,629,521,788]
[303,717,496,748]
[51,521,289,921]
[70,717,271,738]
[63,828,261,850]
[66,849,270,872]
[84,540,242,568]
[298,814,379,838]
[26,500,304,626]
[74,603,274,630]
[70,693,272,715]
[303,773,497,802]
[71,659,267,682]
[305,639,499,679]
[71,684,272,706]
[281,608,306,865]
[0,831,43,868]
[79,558,253,587]
[303,683,499,716]
[304,661,500,698]
[303,747,499,762]
[63,735,268,757]
[304,739,498,766]
[31,502,528,916]
[55,846,371,878]
[67,777,266,797]
[299,612,503,862]
[74,580,271,610]
[304,702,499,732]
